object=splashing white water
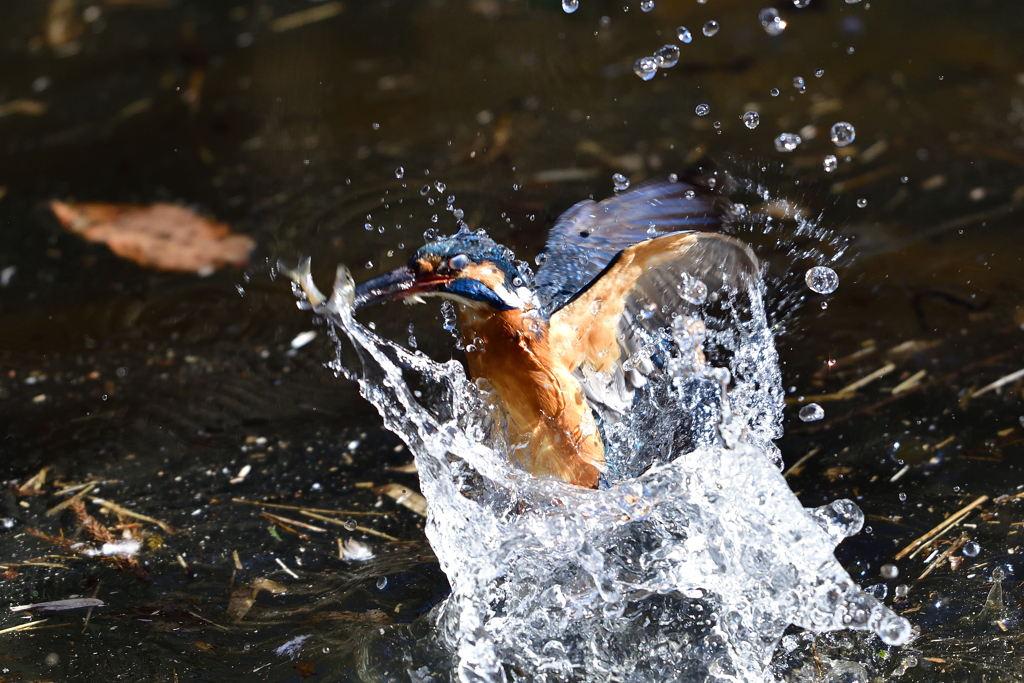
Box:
[283,247,911,682]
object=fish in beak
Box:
[354,265,454,309]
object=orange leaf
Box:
[51,201,254,274]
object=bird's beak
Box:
[354,265,454,309]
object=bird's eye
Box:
[448,254,470,271]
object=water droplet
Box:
[612,173,630,191]
[894,584,909,597]
[829,121,856,147]
[590,299,603,315]
[992,566,1005,581]
[420,184,430,195]
[435,181,446,192]
[820,301,828,310]
[774,132,802,152]
[792,76,806,92]
[793,0,810,6]
[856,198,868,208]
[364,261,374,269]
[702,20,720,37]
[677,26,692,43]
[815,68,825,77]
[758,8,787,36]
[798,403,825,422]
[343,519,357,530]
[424,228,438,241]
[683,189,696,200]
[430,214,439,223]
[823,154,838,172]
[561,0,579,12]
[395,167,404,179]
[654,44,680,68]
[640,0,654,11]
[741,111,760,129]
[805,266,839,294]
[695,103,710,116]
[770,87,780,97]
[668,172,679,182]
[963,541,981,557]
[898,492,907,502]
[678,272,708,305]
[880,564,899,579]
[376,576,388,589]
[535,253,549,266]
[824,662,869,683]
[633,56,658,81]
[364,222,373,231]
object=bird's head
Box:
[354,232,532,312]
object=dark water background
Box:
[1,0,1023,680]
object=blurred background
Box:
[1,0,1023,681]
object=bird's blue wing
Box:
[533,180,724,313]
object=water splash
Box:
[282,241,911,681]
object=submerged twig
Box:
[259,512,327,533]
[970,367,1024,398]
[0,619,55,635]
[275,558,299,579]
[782,446,821,478]
[795,345,1024,434]
[232,498,388,516]
[355,526,399,542]
[836,363,897,395]
[891,370,927,395]
[92,498,175,533]
[16,467,50,496]
[917,533,970,580]
[82,581,102,633]
[894,495,988,561]
[46,483,97,516]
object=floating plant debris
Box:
[50,201,254,274]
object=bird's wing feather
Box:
[533,180,723,313]
[547,232,760,421]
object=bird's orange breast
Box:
[458,306,604,488]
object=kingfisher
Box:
[353,180,758,489]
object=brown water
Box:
[1,1,1023,681]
